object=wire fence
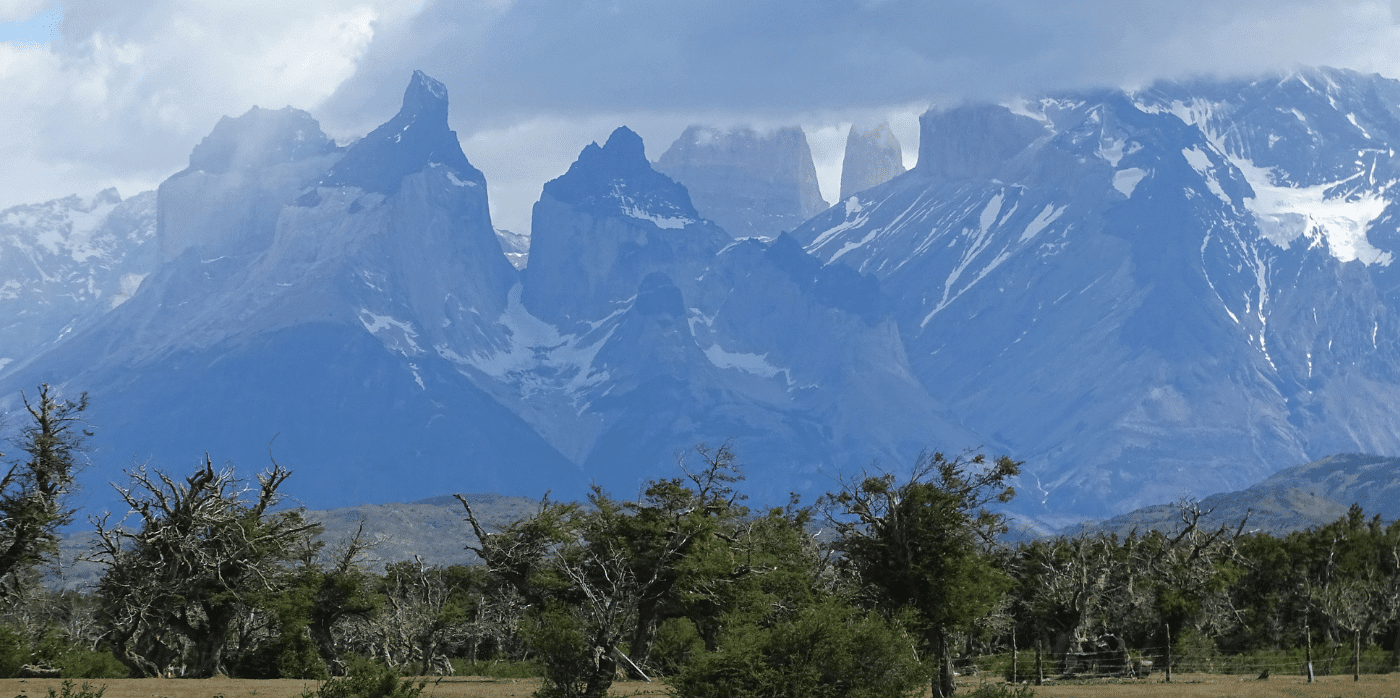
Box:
[960,645,1400,682]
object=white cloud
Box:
[0,0,383,209]
[0,0,50,22]
[6,0,1400,240]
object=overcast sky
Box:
[3,0,1400,234]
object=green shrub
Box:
[962,682,1035,698]
[0,626,28,678]
[670,599,928,698]
[42,679,106,698]
[299,660,430,698]
[55,648,129,679]
[650,617,703,676]
[1170,628,1219,673]
[520,608,599,698]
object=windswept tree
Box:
[90,456,319,678]
[0,384,90,597]
[458,443,748,698]
[823,449,1021,698]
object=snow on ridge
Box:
[1181,147,1232,204]
[608,184,692,229]
[621,205,690,229]
[1141,92,1393,266]
[109,273,147,309]
[1020,204,1065,242]
[703,343,786,380]
[808,198,873,252]
[1230,155,1392,265]
[920,192,1011,327]
[1003,98,1052,128]
[358,309,423,355]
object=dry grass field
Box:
[1023,672,1400,698]
[3,673,1400,698]
[0,676,668,698]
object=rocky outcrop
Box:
[495,229,529,269]
[654,125,828,238]
[839,122,906,201]
[158,107,341,265]
[522,126,729,329]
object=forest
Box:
[3,385,1400,698]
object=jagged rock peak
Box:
[542,126,700,225]
[839,122,906,201]
[403,70,450,122]
[916,104,1046,181]
[319,70,481,195]
[187,106,338,175]
[654,124,828,238]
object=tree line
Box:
[3,384,1400,697]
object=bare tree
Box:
[90,456,318,677]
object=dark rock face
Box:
[320,70,482,195]
[839,122,906,201]
[522,126,728,329]
[654,125,828,238]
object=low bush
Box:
[962,682,1035,698]
[299,659,432,698]
[669,599,928,698]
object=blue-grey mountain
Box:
[794,67,1400,526]
[0,73,965,513]
[654,125,828,239]
[839,122,906,202]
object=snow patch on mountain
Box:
[1231,156,1392,265]
[358,309,423,356]
[920,192,1011,327]
[456,285,613,398]
[703,343,786,380]
[1021,204,1066,242]
[1113,168,1148,197]
[614,185,693,228]
[1144,87,1394,267]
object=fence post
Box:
[1035,637,1043,686]
[1355,629,1361,682]
[1306,622,1315,683]
[1165,624,1172,683]
[1011,626,1018,683]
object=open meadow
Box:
[5,674,1400,698]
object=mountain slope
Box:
[794,68,1400,525]
[0,189,157,376]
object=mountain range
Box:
[4,67,1400,530]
